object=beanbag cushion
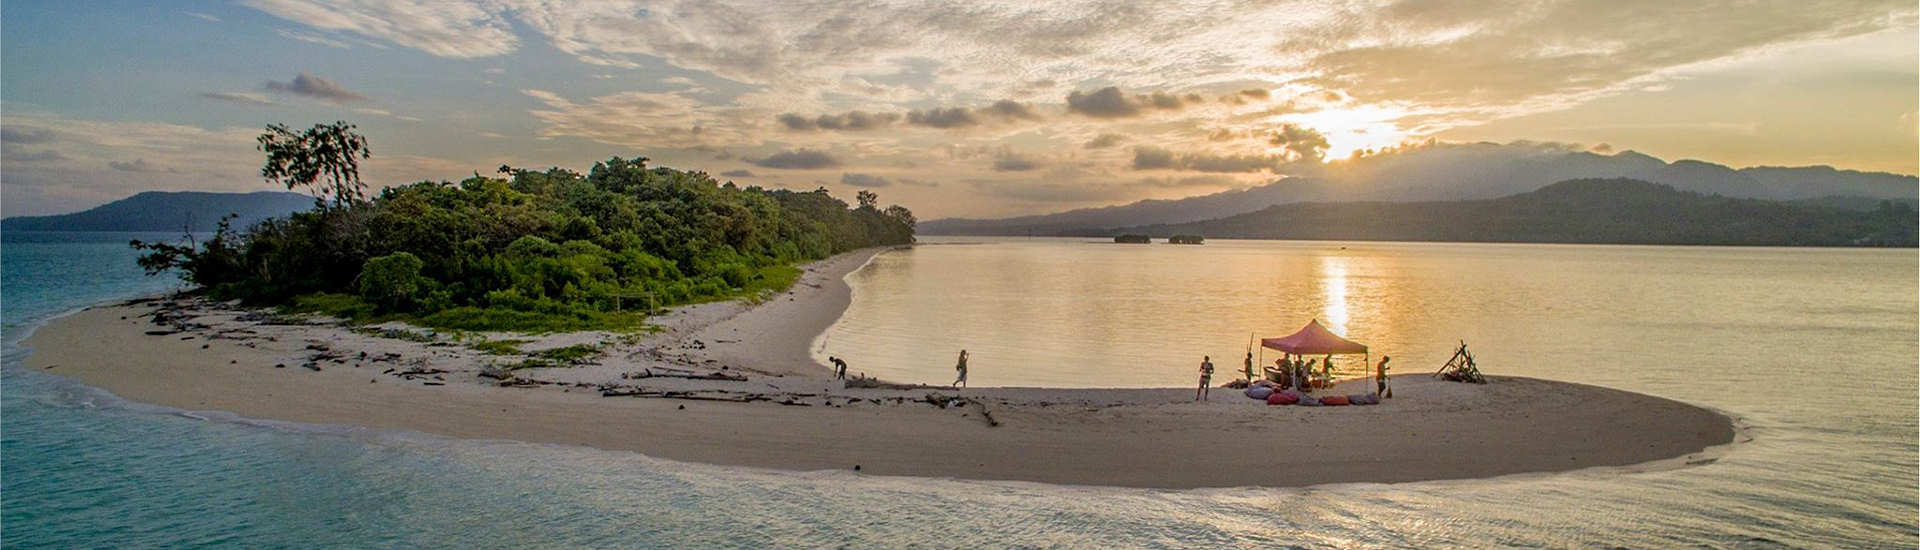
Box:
[1265,391,1298,405]
[1319,395,1350,406]
[1296,395,1321,406]
[1351,393,1380,405]
[1253,379,1273,388]
[1245,385,1275,400]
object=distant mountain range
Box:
[1103,178,1917,247]
[1,191,314,232]
[920,143,1919,236]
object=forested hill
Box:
[1,191,314,231]
[135,157,917,331]
[1101,179,1917,247]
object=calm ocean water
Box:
[5,232,1916,548]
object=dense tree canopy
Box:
[134,156,916,331]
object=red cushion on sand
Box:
[1319,395,1350,406]
[1266,392,1298,405]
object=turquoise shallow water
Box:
[4,232,1916,548]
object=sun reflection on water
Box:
[1320,255,1349,335]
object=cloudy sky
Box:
[2,0,1914,218]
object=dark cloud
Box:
[107,158,178,173]
[750,148,840,169]
[264,72,366,102]
[1085,133,1128,148]
[719,169,755,177]
[907,107,979,128]
[1066,87,1194,118]
[200,92,276,106]
[1267,124,1330,162]
[779,110,900,131]
[784,100,1037,132]
[840,172,894,188]
[985,99,1041,120]
[1132,146,1283,173]
[1131,146,1177,169]
[1,126,57,144]
[1221,88,1273,105]
[992,152,1040,171]
[1066,87,1139,118]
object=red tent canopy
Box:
[1261,319,1368,355]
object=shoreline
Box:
[19,247,1738,489]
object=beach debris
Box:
[1435,341,1487,384]
[301,362,322,371]
[622,368,747,382]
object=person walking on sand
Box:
[830,356,848,380]
[1196,355,1214,401]
[1243,352,1255,383]
[953,349,969,388]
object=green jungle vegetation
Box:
[134,122,916,332]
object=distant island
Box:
[1,191,315,232]
[1102,179,1916,247]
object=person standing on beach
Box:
[953,349,969,388]
[1376,355,1392,397]
[830,356,848,380]
[1243,352,1255,382]
[1197,356,1214,401]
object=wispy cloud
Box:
[276,29,353,49]
[200,91,277,106]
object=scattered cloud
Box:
[992,151,1040,171]
[200,92,277,106]
[1,127,58,144]
[779,110,900,131]
[751,148,840,169]
[185,11,222,22]
[1267,124,1331,163]
[719,169,755,178]
[108,158,178,173]
[264,72,366,102]
[1066,87,1194,118]
[840,172,893,187]
[1084,133,1129,149]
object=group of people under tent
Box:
[1194,352,1391,401]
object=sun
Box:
[1273,105,1413,160]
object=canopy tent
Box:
[1253,319,1372,388]
[1261,319,1368,355]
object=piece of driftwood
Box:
[622,369,747,381]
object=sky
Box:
[1,0,1915,218]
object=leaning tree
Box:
[257,121,371,208]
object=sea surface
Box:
[5,232,1916,548]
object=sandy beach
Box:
[20,246,1738,489]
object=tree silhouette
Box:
[257,121,371,208]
